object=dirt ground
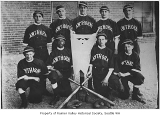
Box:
[1,42,158,109]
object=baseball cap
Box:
[55,34,66,40]
[33,10,43,17]
[123,4,133,11]
[56,5,65,13]
[79,1,88,7]
[96,32,107,39]
[100,6,110,12]
[122,39,134,45]
[23,46,34,54]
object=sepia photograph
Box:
[0,0,159,112]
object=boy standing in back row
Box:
[23,10,52,96]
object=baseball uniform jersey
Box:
[50,18,72,50]
[23,23,51,62]
[72,15,97,34]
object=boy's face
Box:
[34,13,43,24]
[124,43,134,53]
[97,36,107,47]
[57,39,65,48]
[79,5,87,15]
[24,51,34,61]
[124,8,133,19]
[57,8,66,18]
[100,10,109,19]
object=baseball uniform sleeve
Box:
[23,27,29,44]
[49,21,56,39]
[108,50,114,69]
[46,27,52,43]
[45,52,53,66]
[17,62,25,78]
[133,54,141,71]
[40,60,49,75]
[137,21,142,38]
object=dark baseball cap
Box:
[79,1,88,7]
[96,32,107,39]
[123,4,133,11]
[33,10,43,17]
[23,46,34,54]
[100,6,110,12]
[55,34,66,40]
[122,39,134,45]
[56,5,65,13]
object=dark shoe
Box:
[132,87,146,104]
[49,95,60,105]
[19,101,28,109]
[108,93,115,101]
[132,94,146,104]
[43,90,53,96]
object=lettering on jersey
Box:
[24,67,41,74]
[120,25,137,32]
[29,30,47,38]
[98,25,113,32]
[121,60,133,66]
[92,54,108,62]
[76,21,93,29]
[55,24,72,33]
[52,56,70,64]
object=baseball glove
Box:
[76,89,89,102]
[93,100,105,109]
[48,69,63,82]
[66,99,82,109]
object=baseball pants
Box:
[16,79,43,103]
[48,69,72,97]
[92,67,122,98]
[120,71,145,97]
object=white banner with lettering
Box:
[70,31,97,76]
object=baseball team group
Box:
[15,1,146,109]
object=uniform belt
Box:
[93,66,107,70]
[57,68,71,72]
[34,46,47,49]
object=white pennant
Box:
[70,30,97,76]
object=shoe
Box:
[49,95,60,105]
[43,90,53,96]
[132,94,146,104]
[132,87,146,104]
[19,101,28,109]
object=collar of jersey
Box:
[98,45,106,49]
[100,18,109,20]
[59,16,66,20]
[34,23,42,25]
[79,13,87,16]
[26,58,34,62]
[125,52,132,56]
[57,47,64,50]
[125,17,133,21]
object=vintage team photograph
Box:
[1,1,159,109]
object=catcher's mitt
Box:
[76,89,89,102]
[48,69,63,82]
[66,99,82,109]
[93,100,105,109]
